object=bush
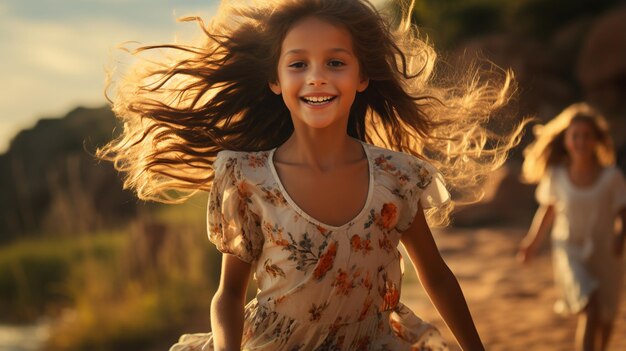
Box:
[0,233,125,322]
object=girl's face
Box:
[564,120,598,161]
[270,16,368,131]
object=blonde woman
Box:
[519,103,626,351]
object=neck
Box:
[277,128,363,171]
[568,156,599,173]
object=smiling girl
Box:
[519,103,626,351]
[98,0,527,350]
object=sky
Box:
[0,0,220,153]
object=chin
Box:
[302,121,335,129]
[298,116,340,130]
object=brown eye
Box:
[289,62,306,69]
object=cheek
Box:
[280,75,302,94]
[564,137,575,150]
[564,133,580,150]
[583,137,597,148]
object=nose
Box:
[307,64,327,86]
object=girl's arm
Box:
[211,254,252,351]
[400,201,484,351]
[517,204,555,264]
[614,208,626,256]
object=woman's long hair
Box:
[522,102,615,184]
[97,0,528,226]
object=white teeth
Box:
[303,96,334,104]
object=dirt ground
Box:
[400,227,626,351]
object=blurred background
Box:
[1,0,626,350]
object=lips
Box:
[300,95,337,105]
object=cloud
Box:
[8,21,92,75]
[0,2,8,16]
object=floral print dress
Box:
[170,140,451,351]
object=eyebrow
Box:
[283,48,353,57]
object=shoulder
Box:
[213,149,273,186]
[604,165,626,183]
[544,164,562,175]
[543,165,565,182]
[215,149,272,171]
[604,165,624,176]
[367,143,435,170]
[215,148,270,164]
[366,143,439,189]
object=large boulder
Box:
[577,5,626,113]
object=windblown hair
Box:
[97,0,527,227]
[522,102,615,184]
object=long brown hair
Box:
[98,0,527,226]
[522,102,615,184]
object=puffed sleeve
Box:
[396,156,451,232]
[535,168,556,205]
[207,151,264,264]
[611,167,626,214]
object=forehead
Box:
[566,119,596,134]
[281,16,354,54]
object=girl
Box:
[518,103,626,351]
[99,0,525,349]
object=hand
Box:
[517,243,535,265]
[614,234,625,257]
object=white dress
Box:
[170,140,451,350]
[536,165,626,321]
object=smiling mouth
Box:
[301,96,336,105]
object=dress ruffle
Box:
[170,300,448,351]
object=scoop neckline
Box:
[267,139,375,231]
[560,165,609,192]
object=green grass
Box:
[0,231,126,322]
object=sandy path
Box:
[400,227,626,351]
[0,320,50,351]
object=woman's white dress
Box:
[537,165,626,321]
